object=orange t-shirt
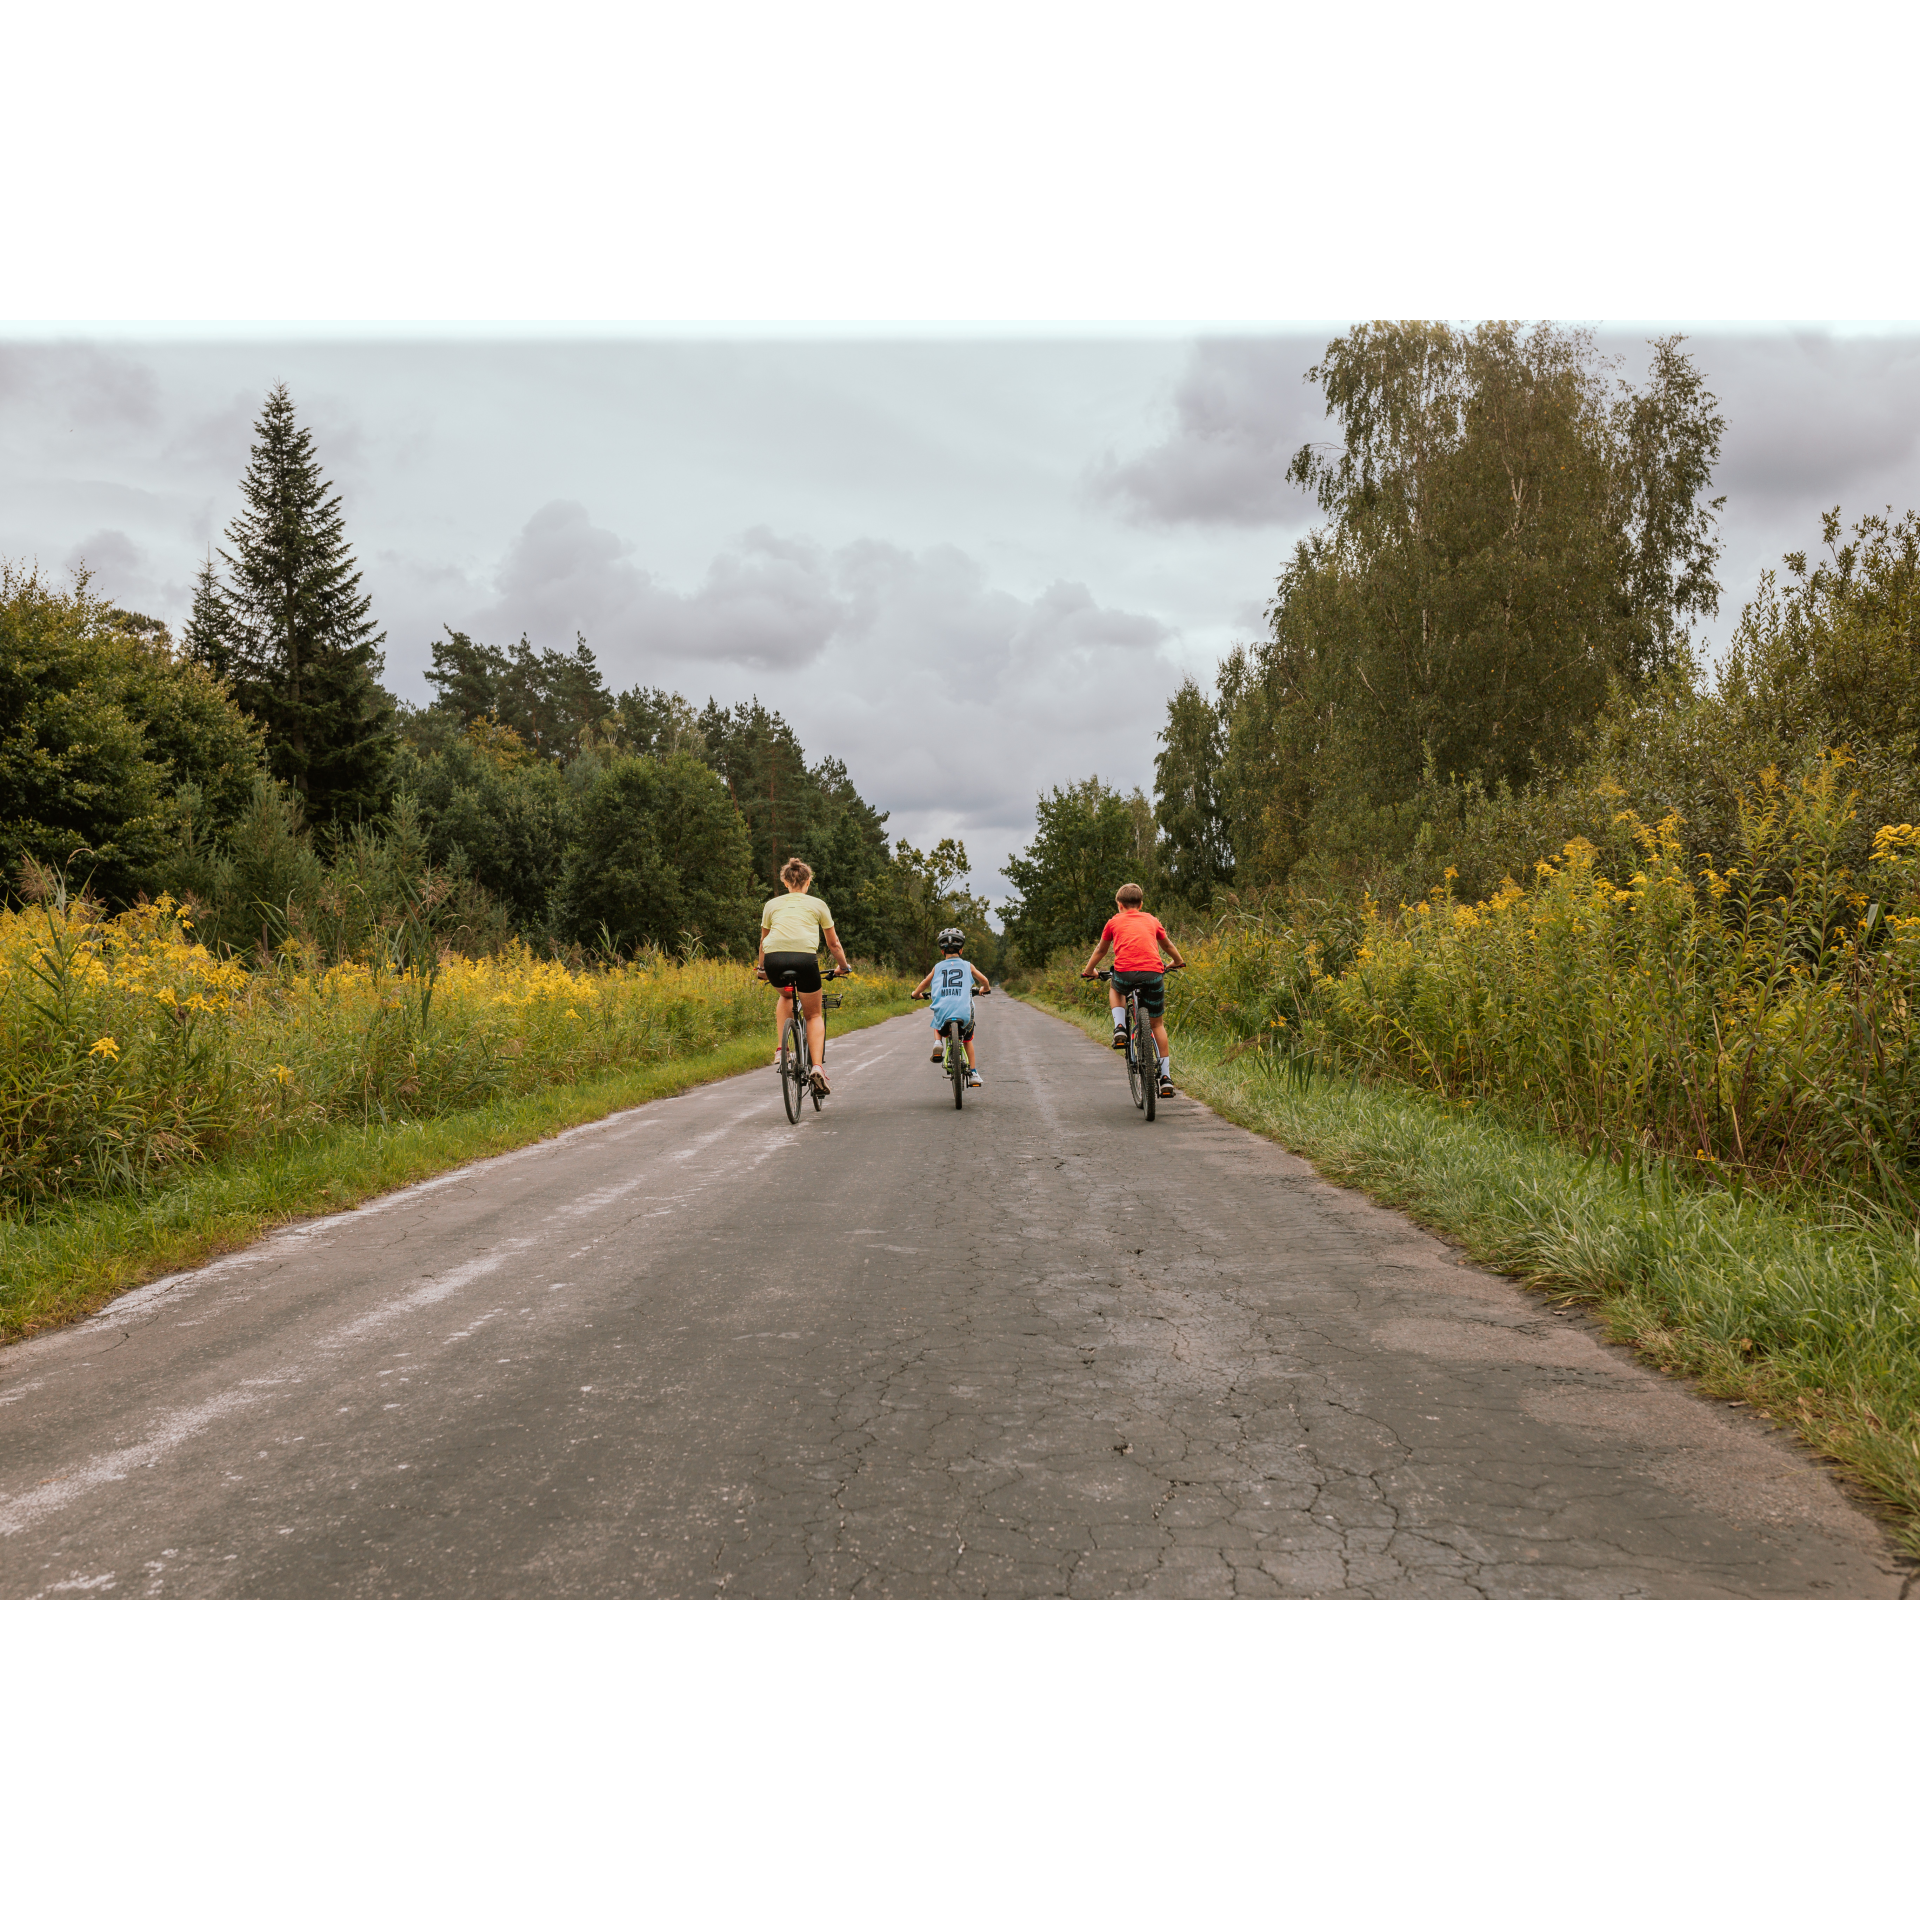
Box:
[1103,911,1167,973]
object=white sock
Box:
[1111,1008,1126,1030]
[1161,1053,1173,1077]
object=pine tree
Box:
[182,554,239,681]
[213,385,392,833]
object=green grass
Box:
[0,998,911,1345]
[1023,993,1920,1557]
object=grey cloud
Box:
[0,345,162,436]
[729,539,1175,829]
[656,528,841,665]
[479,504,841,667]
[62,527,183,619]
[466,507,1181,859]
[476,507,1173,699]
[1093,336,1329,526]
[487,499,648,640]
[1689,333,1920,507]
[1097,329,1920,538]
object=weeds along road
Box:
[0,998,1906,1598]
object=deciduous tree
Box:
[1003,777,1149,964]
[1213,324,1726,884]
[555,752,754,955]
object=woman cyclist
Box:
[758,858,855,1096]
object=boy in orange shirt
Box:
[1080,882,1186,1096]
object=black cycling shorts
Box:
[764,951,823,993]
[1111,968,1166,1015]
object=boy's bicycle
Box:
[910,983,990,1108]
[771,963,842,1123]
[1092,968,1159,1121]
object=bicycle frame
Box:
[771,962,839,1123]
[911,973,989,1110]
[1092,968,1159,1121]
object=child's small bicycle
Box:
[910,984,990,1109]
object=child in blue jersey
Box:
[911,927,992,1089]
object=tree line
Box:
[3,385,996,973]
[1003,322,1919,959]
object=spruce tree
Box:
[182,554,240,681]
[210,385,392,833]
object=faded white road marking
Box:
[0,1381,285,1537]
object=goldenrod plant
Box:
[1,872,905,1219]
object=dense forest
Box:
[2,385,997,976]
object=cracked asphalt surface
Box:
[0,997,1907,1597]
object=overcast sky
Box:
[8,5,1918,904]
[5,333,1920,896]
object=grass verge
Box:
[1023,993,1920,1558]
[1,998,911,1346]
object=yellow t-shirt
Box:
[761,891,835,954]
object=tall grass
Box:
[1,878,904,1216]
[1032,758,1920,1220]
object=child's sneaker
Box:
[1110,1030,1128,1049]
[931,1045,946,1064]
[1157,1075,1176,1098]
[966,1070,983,1089]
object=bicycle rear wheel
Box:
[1125,1000,1145,1110]
[781,1014,806,1123]
[1137,1000,1156,1121]
[949,1023,965,1108]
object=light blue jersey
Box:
[928,957,974,1029]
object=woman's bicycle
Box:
[910,983,989,1108]
[770,963,842,1123]
[1092,968,1162,1121]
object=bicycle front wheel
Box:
[781,1016,806,1123]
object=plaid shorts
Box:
[1111,969,1165,1015]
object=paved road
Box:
[1,998,1907,1597]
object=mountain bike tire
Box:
[781,1015,806,1123]
[1125,1000,1146,1111]
[1137,1000,1157,1121]
[949,1022,965,1108]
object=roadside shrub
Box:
[1025,759,1920,1218]
[0,878,905,1213]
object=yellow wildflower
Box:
[89,1035,120,1059]
[1871,823,1920,863]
